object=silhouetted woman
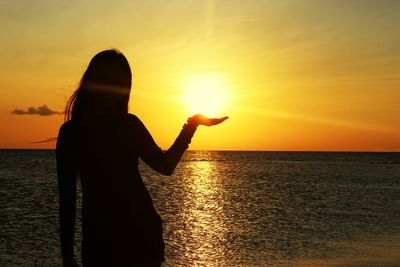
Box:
[56,49,227,267]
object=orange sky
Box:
[0,0,399,151]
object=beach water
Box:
[1,150,400,266]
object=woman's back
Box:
[59,114,164,265]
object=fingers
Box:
[207,116,229,126]
[219,116,229,122]
[188,114,229,126]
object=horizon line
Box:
[0,148,398,153]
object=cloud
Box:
[11,105,63,116]
[30,137,58,143]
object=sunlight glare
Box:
[182,73,229,116]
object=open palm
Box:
[189,114,229,127]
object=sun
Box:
[182,73,229,116]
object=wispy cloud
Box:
[11,105,63,116]
[30,137,58,143]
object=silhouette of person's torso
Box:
[62,113,164,265]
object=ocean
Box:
[1,150,400,266]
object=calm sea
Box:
[1,150,400,266]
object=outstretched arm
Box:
[56,124,79,267]
[139,114,228,175]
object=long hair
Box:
[65,49,132,121]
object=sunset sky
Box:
[0,0,399,151]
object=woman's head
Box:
[65,49,132,121]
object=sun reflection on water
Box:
[180,160,229,265]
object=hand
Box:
[188,114,229,127]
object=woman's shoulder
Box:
[126,113,145,126]
[58,121,79,140]
[126,113,140,121]
[59,120,73,131]
[58,114,145,132]
[125,113,150,135]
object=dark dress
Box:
[56,113,195,266]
